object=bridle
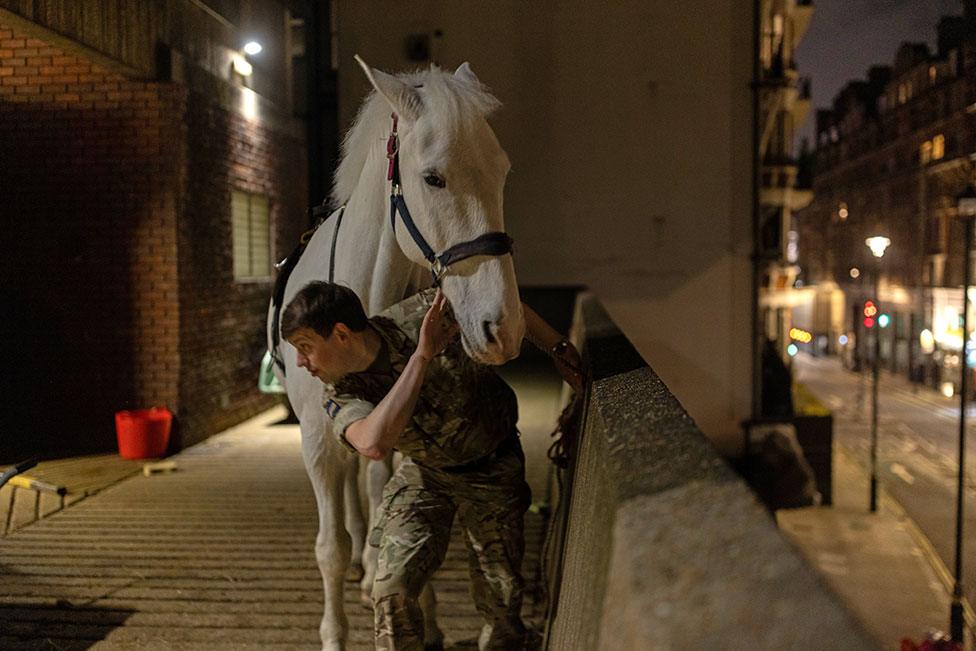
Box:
[385,113,514,285]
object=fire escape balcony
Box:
[761,155,814,211]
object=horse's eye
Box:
[423,173,445,188]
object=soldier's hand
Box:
[416,289,459,362]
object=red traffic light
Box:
[864,317,875,328]
[863,301,878,318]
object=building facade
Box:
[795,2,976,392]
[757,0,815,357]
[0,1,310,458]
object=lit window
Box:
[932,134,945,160]
[232,190,272,280]
[921,140,932,164]
[929,66,937,83]
[898,84,907,104]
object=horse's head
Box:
[355,57,524,365]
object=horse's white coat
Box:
[268,58,524,650]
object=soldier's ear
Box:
[332,323,351,341]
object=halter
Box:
[386,113,514,285]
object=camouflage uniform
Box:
[324,290,531,651]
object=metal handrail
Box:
[1,459,70,536]
[0,459,38,490]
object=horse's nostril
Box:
[482,320,497,345]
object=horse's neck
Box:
[335,146,424,314]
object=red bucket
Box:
[115,408,172,459]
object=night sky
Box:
[794,0,964,146]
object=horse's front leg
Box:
[343,455,366,583]
[301,414,352,651]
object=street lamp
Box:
[865,235,890,513]
[950,183,976,643]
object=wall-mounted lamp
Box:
[243,41,263,56]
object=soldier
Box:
[281,282,581,651]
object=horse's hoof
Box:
[345,562,365,583]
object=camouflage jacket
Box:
[324,290,519,468]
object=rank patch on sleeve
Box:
[324,399,341,419]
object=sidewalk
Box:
[777,442,964,650]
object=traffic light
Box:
[878,313,890,328]
[863,301,877,328]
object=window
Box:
[232,190,272,280]
[920,140,932,164]
[932,134,945,160]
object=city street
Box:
[795,352,976,609]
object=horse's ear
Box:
[454,61,479,85]
[354,54,422,122]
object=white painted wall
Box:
[336,1,755,452]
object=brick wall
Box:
[176,91,307,444]
[0,23,184,458]
[0,20,307,458]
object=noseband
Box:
[386,113,514,285]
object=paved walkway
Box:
[0,361,564,649]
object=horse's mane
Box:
[331,65,501,207]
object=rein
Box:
[385,113,514,285]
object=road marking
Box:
[889,462,915,485]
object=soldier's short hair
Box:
[282,281,370,340]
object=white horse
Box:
[268,57,525,650]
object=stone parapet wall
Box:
[544,293,877,649]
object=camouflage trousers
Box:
[371,437,531,651]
